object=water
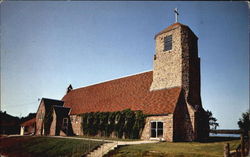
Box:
[209,133,240,138]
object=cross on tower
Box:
[174,8,179,23]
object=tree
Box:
[206,110,219,130]
[238,110,250,135]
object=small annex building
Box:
[20,118,36,135]
[35,22,209,142]
[36,98,71,136]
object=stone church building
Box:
[35,22,209,142]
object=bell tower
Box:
[150,9,209,141]
[150,22,202,109]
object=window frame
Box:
[164,35,172,51]
[150,121,164,139]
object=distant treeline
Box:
[0,111,36,135]
[210,129,242,134]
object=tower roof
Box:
[154,22,197,39]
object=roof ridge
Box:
[154,22,188,39]
[71,70,152,92]
[42,98,64,102]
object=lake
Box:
[209,133,241,138]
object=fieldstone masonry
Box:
[70,115,83,136]
[141,115,173,141]
[150,25,182,91]
[150,23,201,106]
[149,23,207,141]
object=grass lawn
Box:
[0,136,104,157]
[106,137,240,157]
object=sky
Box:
[0,1,249,129]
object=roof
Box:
[53,106,71,117]
[42,98,64,111]
[154,22,197,39]
[36,98,65,116]
[43,98,64,106]
[21,118,36,127]
[62,71,181,115]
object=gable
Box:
[62,71,181,115]
[36,98,65,119]
[43,98,64,110]
[53,106,71,118]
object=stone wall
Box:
[50,110,72,136]
[150,24,201,109]
[49,110,57,136]
[35,101,45,135]
[180,26,201,109]
[172,90,195,141]
[150,26,182,91]
[70,115,83,136]
[69,114,174,141]
[180,26,204,141]
[141,115,173,142]
[149,23,207,141]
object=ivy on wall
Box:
[80,109,145,139]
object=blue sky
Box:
[1,1,249,129]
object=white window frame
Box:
[150,121,164,140]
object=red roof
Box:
[154,22,200,40]
[21,118,36,127]
[62,71,181,115]
[154,22,188,39]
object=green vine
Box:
[80,109,145,139]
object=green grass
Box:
[0,136,241,157]
[106,137,240,157]
[0,136,104,157]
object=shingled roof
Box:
[62,71,181,115]
[43,98,64,108]
[54,106,71,117]
[21,118,36,127]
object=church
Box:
[35,15,209,141]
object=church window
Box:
[164,35,172,51]
[151,121,163,138]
